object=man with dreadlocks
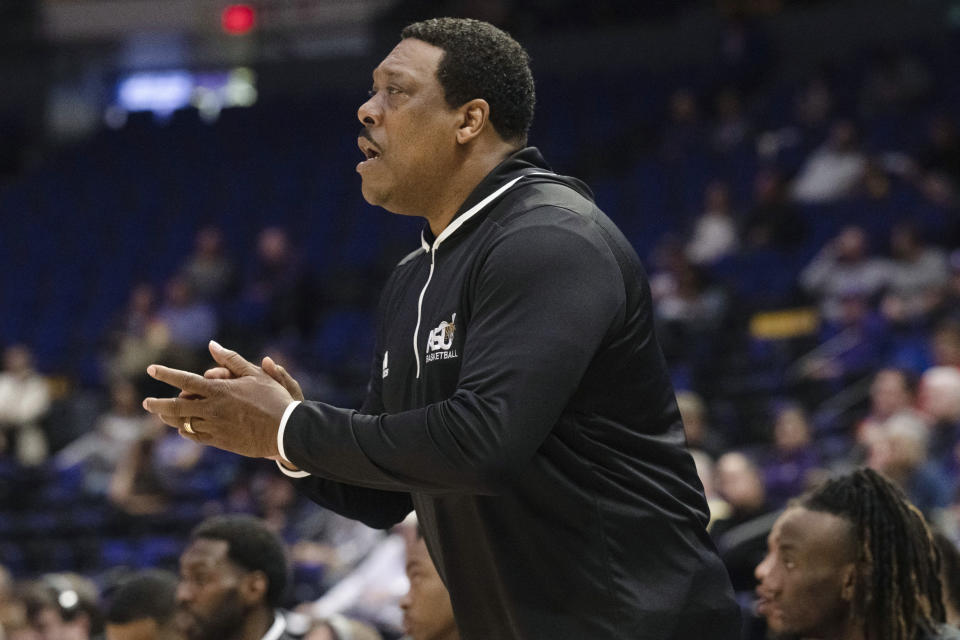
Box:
[754,468,960,639]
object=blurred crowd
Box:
[2,8,960,640]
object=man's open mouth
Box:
[359,139,382,160]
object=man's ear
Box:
[840,563,857,602]
[456,98,491,144]
[240,570,269,606]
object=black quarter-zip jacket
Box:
[281,148,740,638]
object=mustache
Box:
[359,127,380,149]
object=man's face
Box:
[176,539,248,640]
[871,370,909,418]
[400,538,458,640]
[31,606,86,640]
[356,38,461,216]
[754,507,856,637]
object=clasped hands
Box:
[141,340,304,462]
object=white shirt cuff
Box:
[276,400,309,478]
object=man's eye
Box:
[387,86,401,95]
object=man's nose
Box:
[754,555,771,583]
[357,96,379,127]
[176,581,193,604]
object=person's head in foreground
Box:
[754,468,948,640]
[356,17,534,223]
[176,515,288,640]
[105,570,180,640]
[21,572,103,640]
[400,528,459,640]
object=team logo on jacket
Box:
[426,313,459,363]
[382,351,389,378]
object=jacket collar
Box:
[261,611,286,640]
[420,147,553,250]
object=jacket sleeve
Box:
[281,301,414,529]
[282,207,626,495]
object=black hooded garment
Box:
[278,148,741,639]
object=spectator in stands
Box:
[653,260,728,366]
[0,564,23,639]
[180,225,236,304]
[934,532,960,628]
[918,366,960,482]
[790,120,867,203]
[712,87,752,153]
[0,344,50,466]
[794,75,835,133]
[741,168,806,251]
[936,252,960,323]
[157,276,218,352]
[919,114,960,188]
[241,227,316,341]
[660,88,704,161]
[689,449,728,529]
[855,368,918,452]
[931,320,960,369]
[754,468,956,639]
[858,49,932,116]
[21,573,103,640]
[109,414,218,517]
[860,158,895,201]
[867,411,952,518]
[800,225,890,323]
[106,283,170,384]
[177,515,302,640]
[105,569,179,640]
[881,223,949,324]
[685,180,739,266]
[400,528,460,640]
[676,390,727,458]
[712,453,769,536]
[761,403,820,508]
[108,419,172,516]
[714,15,771,93]
[711,453,776,595]
[55,378,148,496]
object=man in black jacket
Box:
[143,17,740,638]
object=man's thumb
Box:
[263,356,304,401]
[209,340,257,376]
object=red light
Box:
[222,4,255,35]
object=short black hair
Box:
[401,17,535,145]
[190,515,289,608]
[106,570,177,625]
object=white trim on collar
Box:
[421,171,552,251]
[261,611,286,640]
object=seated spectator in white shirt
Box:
[882,223,949,323]
[0,344,51,466]
[686,181,739,265]
[791,120,867,203]
[800,225,890,323]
